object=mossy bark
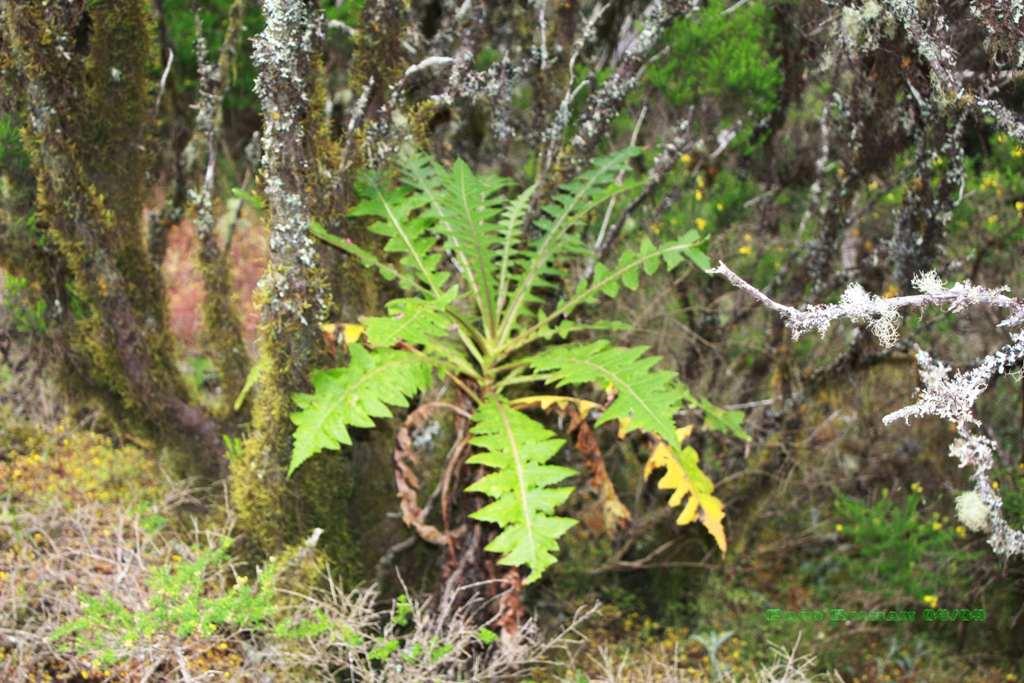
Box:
[230,0,355,572]
[2,1,226,478]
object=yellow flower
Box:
[922,594,939,608]
[882,284,900,299]
[867,179,880,191]
[696,175,706,189]
[680,153,693,165]
[1006,674,1018,682]
[835,523,844,533]
[987,214,999,225]
[715,202,724,211]
[738,245,753,255]
[171,554,182,562]
[1013,147,1023,159]
[955,525,967,538]
[694,189,704,201]
[694,217,708,231]
[993,481,1001,490]
[1015,201,1024,212]
[931,521,943,531]
[910,482,923,493]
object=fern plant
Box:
[291,148,748,584]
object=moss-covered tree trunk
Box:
[1,1,226,478]
[230,0,355,567]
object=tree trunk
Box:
[230,0,355,569]
[1,1,226,478]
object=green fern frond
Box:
[522,340,692,446]
[363,290,458,348]
[495,184,536,317]
[697,397,751,441]
[497,147,643,342]
[547,319,632,339]
[350,171,450,295]
[401,154,512,334]
[361,292,479,378]
[501,233,710,354]
[310,221,428,296]
[465,397,578,583]
[289,345,432,476]
[567,232,707,306]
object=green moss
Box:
[231,275,357,576]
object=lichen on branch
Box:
[712,260,1024,557]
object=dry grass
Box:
[0,480,594,682]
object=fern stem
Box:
[398,343,482,404]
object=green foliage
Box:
[466,397,578,582]
[289,344,433,475]
[391,593,414,627]
[647,0,781,120]
[293,148,738,583]
[2,274,47,334]
[822,491,977,603]
[51,539,277,666]
[231,186,266,212]
[523,340,694,446]
[323,0,364,27]
[0,113,30,181]
[475,626,499,645]
[949,132,1024,246]
[160,0,264,115]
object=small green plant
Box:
[51,539,277,666]
[291,148,749,586]
[825,490,977,603]
[2,274,47,334]
[647,0,781,126]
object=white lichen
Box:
[956,491,990,532]
[711,260,1024,557]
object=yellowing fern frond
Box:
[644,440,727,553]
[509,395,601,417]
